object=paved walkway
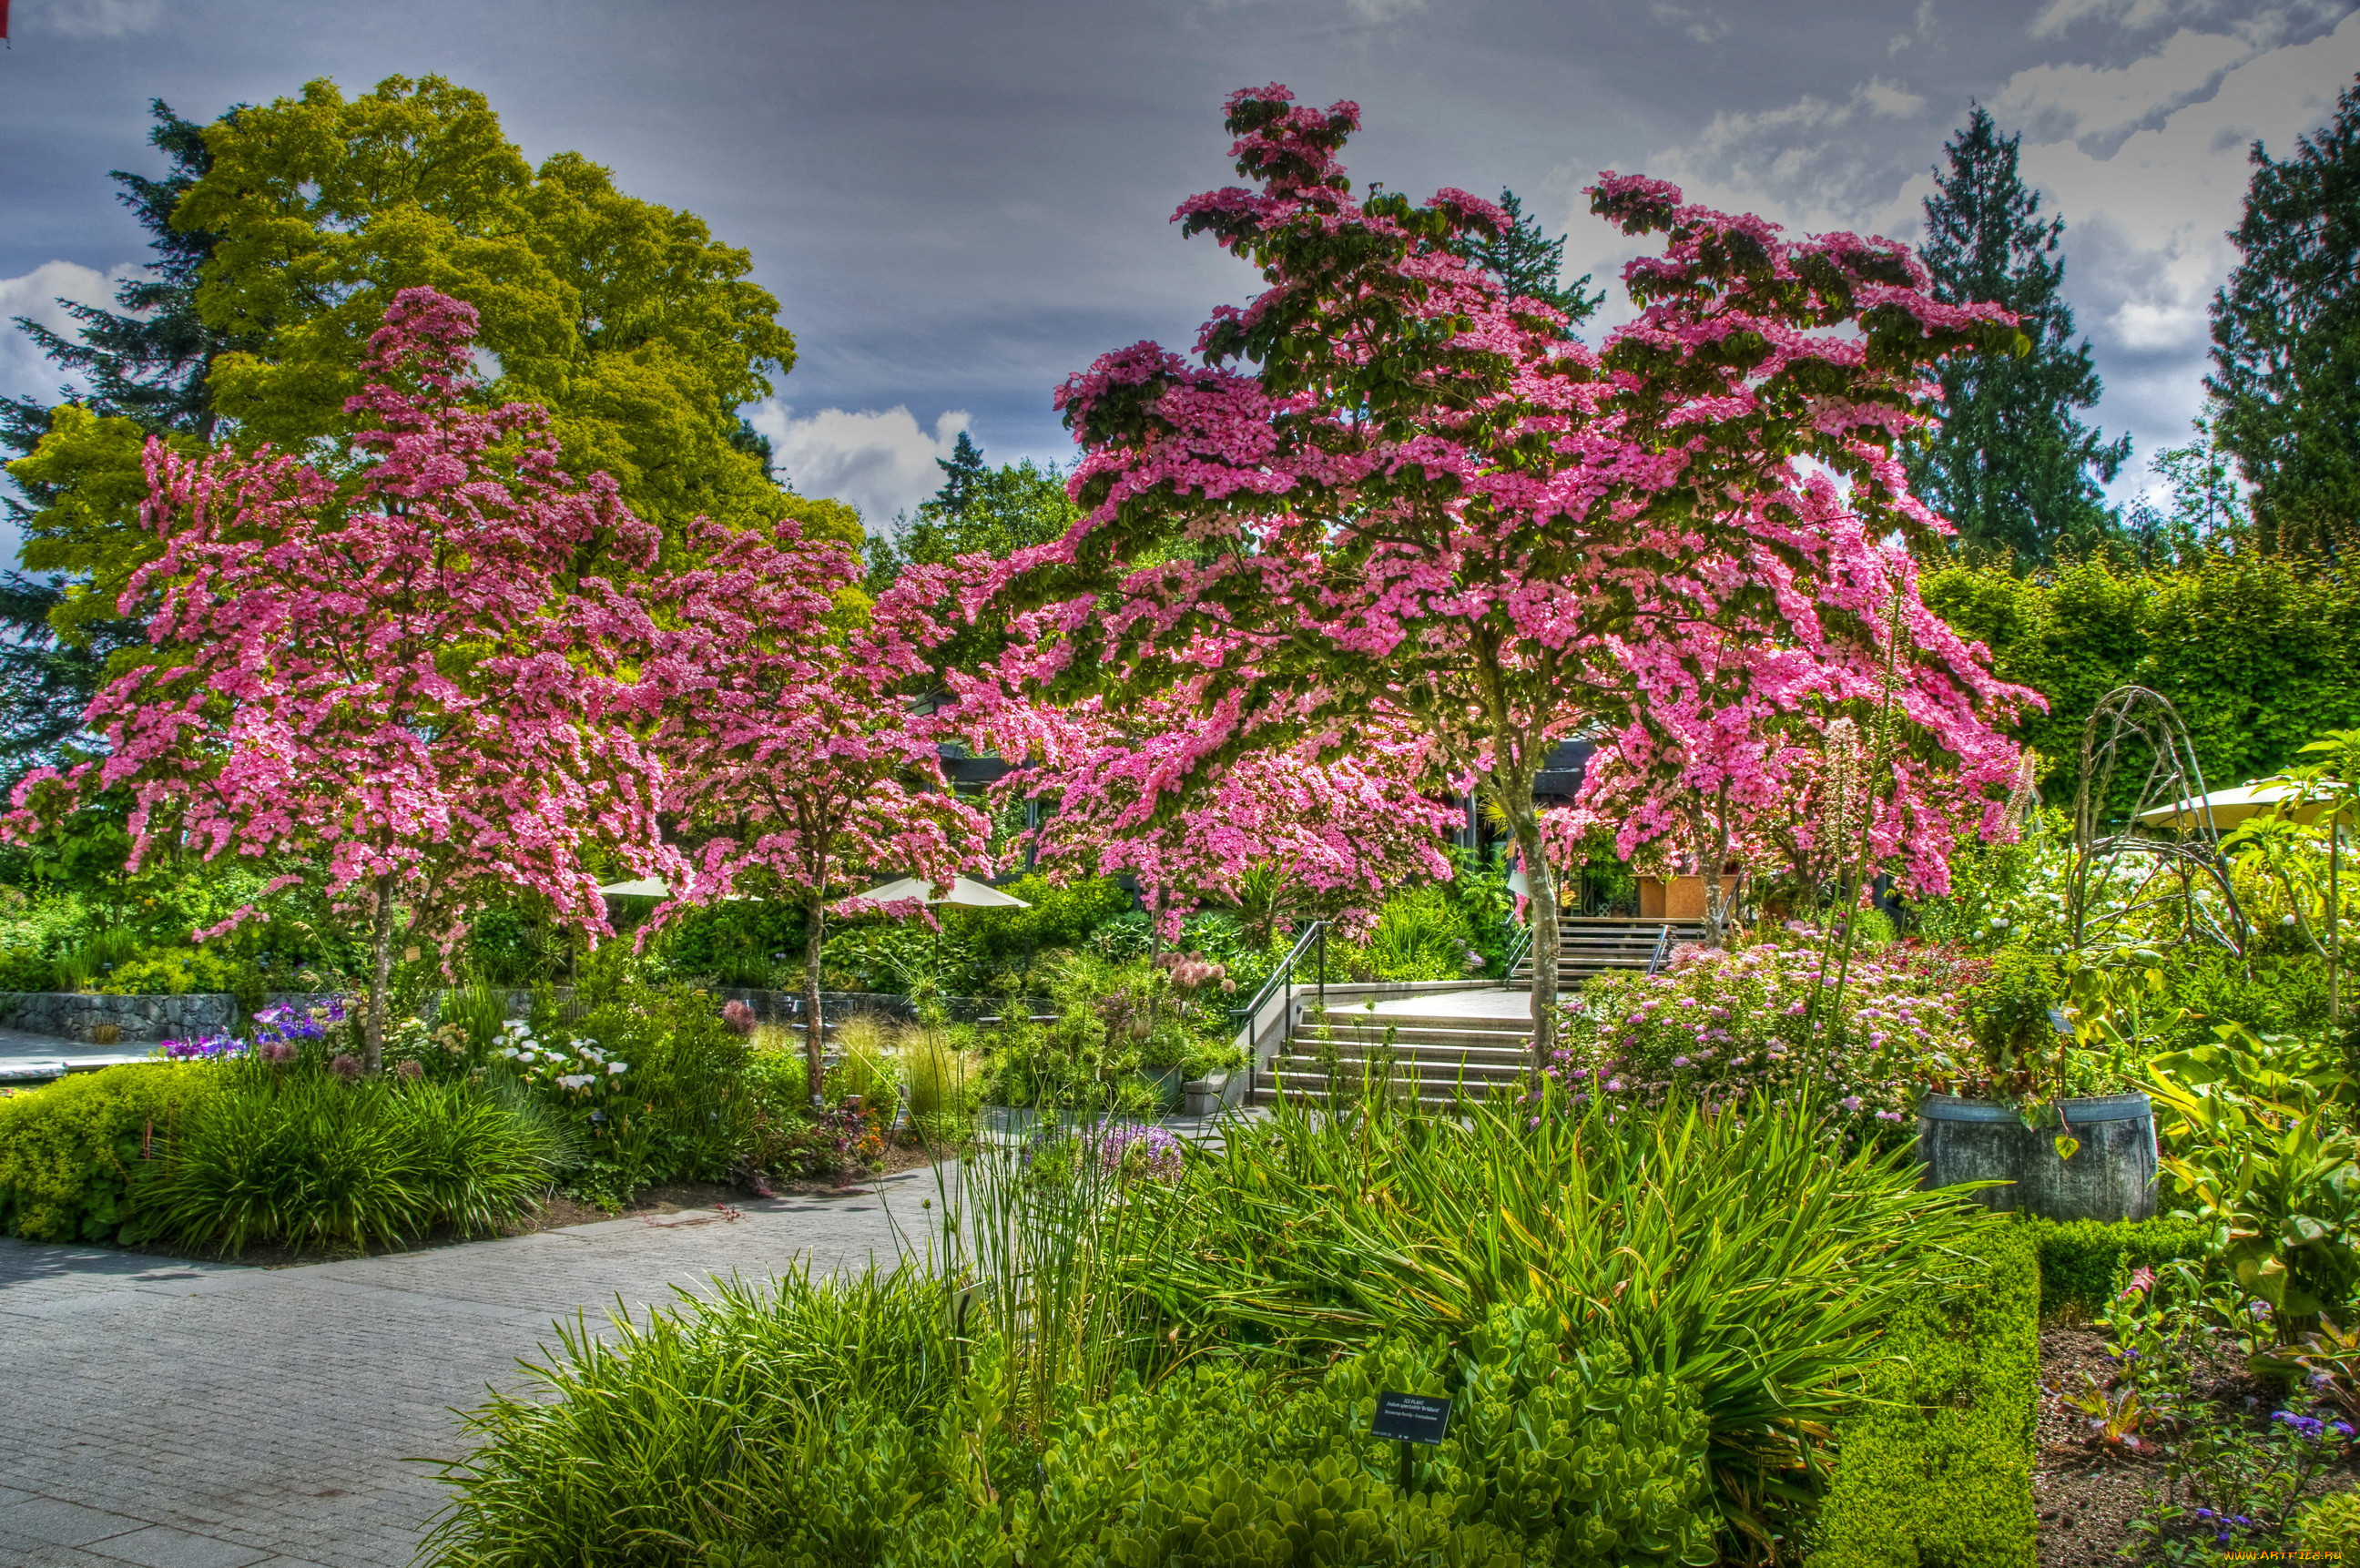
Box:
[1361,987,1534,1019]
[0,1026,150,1083]
[0,1171,937,1568]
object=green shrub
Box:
[2020,1216,2212,1320]
[0,945,58,991]
[1365,885,1480,982]
[1810,1227,2040,1568]
[0,1063,219,1242]
[155,1068,557,1255]
[422,1272,1714,1568]
[2295,1488,2360,1553]
[1124,1086,2000,1550]
[422,1265,961,1559]
[100,943,265,1011]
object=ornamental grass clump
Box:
[1117,1081,2006,1551]
[155,1064,559,1255]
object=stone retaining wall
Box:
[0,991,238,1044]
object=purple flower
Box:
[328,1054,362,1080]
[1840,1095,1863,1113]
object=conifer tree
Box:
[1447,188,1602,331]
[0,100,235,778]
[2210,75,2360,559]
[1907,107,2129,564]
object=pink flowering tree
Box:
[624,534,992,1102]
[5,290,674,1069]
[1565,486,2038,945]
[970,86,2032,1065]
[960,678,1460,941]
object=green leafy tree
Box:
[2121,419,2252,568]
[1446,188,1602,331]
[866,436,1080,593]
[2210,75,2360,560]
[1907,107,2130,564]
[8,74,844,643]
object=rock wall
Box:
[0,991,237,1044]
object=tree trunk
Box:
[803,893,828,1108]
[366,875,394,1074]
[1500,772,1558,1074]
[1695,799,1734,949]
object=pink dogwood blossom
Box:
[961,87,2031,1065]
[5,290,673,1069]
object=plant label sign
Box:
[1373,1391,1452,1446]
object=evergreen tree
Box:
[1907,107,2129,564]
[1448,189,1601,331]
[2209,74,2360,560]
[0,100,235,780]
[931,431,987,519]
[2,100,244,516]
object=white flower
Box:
[606,1062,626,1074]
[557,1074,593,1090]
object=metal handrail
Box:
[1229,919,1329,1033]
[1645,923,1673,977]
[1503,918,1536,979]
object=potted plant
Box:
[1917,947,2158,1221]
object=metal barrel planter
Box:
[1916,1092,2158,1223]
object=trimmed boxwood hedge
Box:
[2020,1216,2211,1319]
[1810,1225,2040,1568]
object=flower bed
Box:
[1550,936,1988,1132]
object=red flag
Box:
[1,1,11,41]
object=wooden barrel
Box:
[1916,1092,2157,1223]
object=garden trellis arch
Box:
[2068,686,2251,955]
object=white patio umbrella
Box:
[855,875,1031,910]
[854,876,1031,988]
[595,876,673,899]
[2134,782,2349,831]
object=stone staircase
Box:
[1511,916,1706,985]
[1260,1007,1536,1108]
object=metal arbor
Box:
[2069,686,2252,954]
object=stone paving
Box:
[0,1169,938,1568]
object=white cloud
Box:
[2009,10,2357,504]
[744,402,971,532]
[0,260,137,403]
[1561,8,2356,514]
[15,0,166,38]
[1341,0,1426,20]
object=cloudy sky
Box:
[2,0,2354,546]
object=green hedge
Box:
[2021,1216,2212,1320]
[1811,1225,2040,1568]
[0,1063,219,1243]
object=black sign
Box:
[1372,1391,1452,1446]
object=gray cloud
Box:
[0,0,2352,535]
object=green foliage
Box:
[1907,107,2127,563]
[98,942,265,1010]
[1443,188,1602,332]
[1961,946,2067,1102]
[950,874,1134,981]
[1920,554,2360,810]
[1809,1228,2040,1568]
[2295,1487,2360,1553]
[1121,1084,2004,1549]
[2209,76,2360,559]
[1364,885,1481,982]
[421,1261,1715,1568]
[558,958,753,1201]
[421,1265,963,1562]
[155,1066,559,1255]
[2020,1216,2213,1319]
[0,945,57,991]
[0,1063,218,1242]
[645,896,808,990]
[2150,1033,2360,1329]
